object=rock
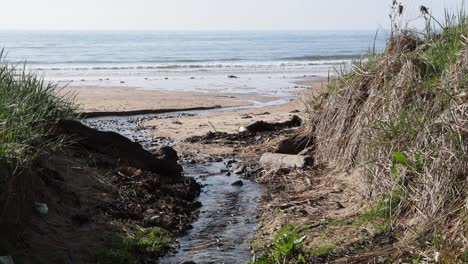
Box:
[233,165,246,174]
[34,202,48,216]
[178,260,197,264]
[145,209,157,215]
[151,146,179,161]
[120,81,125,83]
[228,75,239,79]
[245,115,302,133]
[53,120,182,176]
[225,159,237,166]
[225,172,231,176]
[276,134,315,155]
[231,180,244,186]
[259,153,313,169]
[238,126,248,133]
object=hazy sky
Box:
[1,0,465,31]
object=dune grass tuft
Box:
[304,13,467,261]
[0,52,77,235]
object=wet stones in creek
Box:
[231,180,244,187]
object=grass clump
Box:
[96,224,173,264]
[304,10,467,261]
[0,53,77,252]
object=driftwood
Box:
[53,120,182,176]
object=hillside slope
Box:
[253,15,467,264]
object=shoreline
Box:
[61,79,324,116]
[80,105,222,118]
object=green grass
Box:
[0,53,76,193]
[95,225,173,264]
[251,224,308,264]
[0,53,77,257]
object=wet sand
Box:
[60,86,275,113]
[65,80,325,145]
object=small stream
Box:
[161,161,262,264]
[83,105,265,263]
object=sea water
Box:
[0,31,386,96]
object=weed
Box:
[310,245,335,257]
[251,224,308,264]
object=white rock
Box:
[238,126,248,133]
[259,153,312,169]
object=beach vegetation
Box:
[303,7,467,261]
[0,53,77,256]
[251,224,308,264]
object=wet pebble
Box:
[233,165,246,174]
[231,180,243,187]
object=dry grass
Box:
[303,18,468,262]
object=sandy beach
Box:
[60,86,276,113]
[64,80,325,140]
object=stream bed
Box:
[84,109,264,263]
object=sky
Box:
[0,0,465,31]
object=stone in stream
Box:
[231,180,244,186]
[259,152,313,169]
[232,165,246,174]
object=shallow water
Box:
[160,162,263,264]
[84,108,264,264]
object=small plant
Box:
[251,224,308,264]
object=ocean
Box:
[0,31,386,96]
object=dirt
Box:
[14,126,201,263]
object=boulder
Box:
[260,153,313,169]
[151,146,179,161]
[53,120,182,177]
